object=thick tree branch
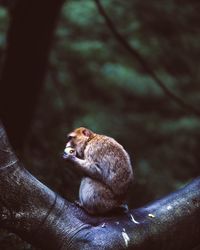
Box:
[94,0,200,117]
[0,121,200,250]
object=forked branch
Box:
[0,121,200,250]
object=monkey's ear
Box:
[82,128,92,137]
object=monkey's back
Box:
[85,134,133,197]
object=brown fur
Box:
[64,127,133,215]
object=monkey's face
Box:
[65,127,94,159]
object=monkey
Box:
[63,127,133,215]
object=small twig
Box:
[94,0,200,116]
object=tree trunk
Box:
[0,121,199,250]
[0,0,63,150]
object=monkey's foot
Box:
[105,204,129,216]
[120,204,129,213]
[74,200,83,208]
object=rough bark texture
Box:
[0,121,200,250]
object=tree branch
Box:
[94,0,200,117]
[0,121,200,250]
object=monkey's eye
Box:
[66,135,73,142]
[66,135,76,142]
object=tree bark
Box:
[0,121,199,250]
[0,0,64,150]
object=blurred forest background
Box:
[0,0,200,249]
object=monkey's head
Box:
[65,127,95,158]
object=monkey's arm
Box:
[67,155,103,180]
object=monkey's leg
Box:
[79,177,120,215]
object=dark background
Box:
[0,0,200,249]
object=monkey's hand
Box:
[63,153,76,161]
[63,147,76,160]
[65,157,103,181]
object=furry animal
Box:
[63,127,133,215]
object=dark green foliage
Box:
[0,0,200,249]
[23,0,200,205]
